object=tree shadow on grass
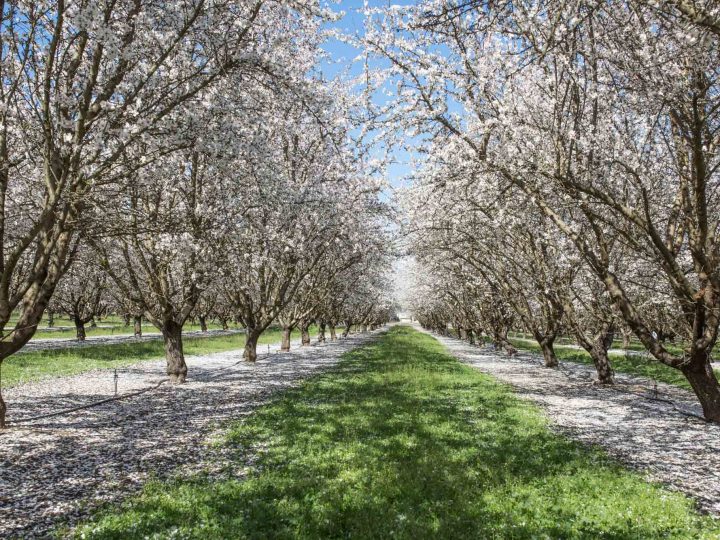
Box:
[75,327,718,540]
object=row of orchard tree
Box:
[362,2,720,420]
[51,260,393,350]
[0,0,394,428]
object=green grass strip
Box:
[2,327,316,388]
[70,326,719,539]
[507,339,697,390]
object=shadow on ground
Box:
[71,326,719,540]
[0,332,380,538]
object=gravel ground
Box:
[19,328,242,353]
[421,326,720,517]
[0,330,382,538]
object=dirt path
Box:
[421,326,720,517]
[0,330,382,538]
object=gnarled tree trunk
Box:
[589,345,614,384]
[574,324,615,384]
[590,327,615,384]
[199,315,208,332]
[300,321,311,346]
[492,328,516,355]
[75,317,86,341]
[134,315,143,338]
[329,325,337,340]
[162,320,187,383]
[244,327,261,362]
[467,329,475,345]
[342,321,352,338]
[281,326,292,352]
[317,320,326,343]
[682,356,720,422]
[538,337,558,368]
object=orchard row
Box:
[362,2,720,420]
[0,1,395,428]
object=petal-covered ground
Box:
[424,326,720,516]
[0,331,380,538]
[70,326,720,539]
[4,325,720,538]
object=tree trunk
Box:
[459,327,467,340]
[682,358,720,422]
[0,363,5,428]
[539,339,558,368]
[622,330,632,350]
[342,321,351,338]
[300,321,311,346]
[199,315,208,332]
[123,313,130,326]
[90,318,97,328]
[361,324,368,333]
[221,319,229,331]
[162,320,187,383]
[134,315,142,338]
[281,326,292,352]
[492,328,515,355]
[75,318,86,341]
[317,321,326,343]
[330,325,337,340]
[47,310,54,328]
[589,345,615,384]
[244,328,261,362]
[467,329,475,345]
[573,324,615,384]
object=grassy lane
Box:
[30,323,230,340]
[3,327,317,387]
[70,326,719,539]
[13,314,238,340]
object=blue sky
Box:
[319,1,418,303]
[319,1,418,191]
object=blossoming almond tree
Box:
[0,0,317,426]
[366,1,720,420]
[49,247,109,341]
[86,1,324,382]
[220,91,389,361]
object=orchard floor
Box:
[19,328,242,353]
[4,326,720,539]
[0,330,381,538]
[60,326,720,538]
[422,325,720,517]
